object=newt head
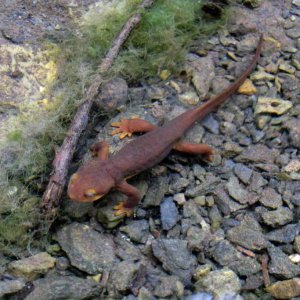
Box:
[67,161,115,202]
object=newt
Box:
[68,34,263,217]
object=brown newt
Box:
[68,34,263,217]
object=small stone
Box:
[279,62,296,74]
[286,28,300,39]
[250,71,275,81]
[55,223,116,274]
[236,144,279,164]
[289,254,300,263]
[24,276,101,300]
[294,236,300,253]
[226,176,253,204]
[194,196,206,206]
[261,207,294,228]
[160,198,179,230]
[223,142,244,157]
[143,176,169,207]
[234,163,253,184]
[160,69,171,80]
[178,90,200,105]
[193,264,212,281]
[173,193,186,205]
[238,79,257,95]
[266,224,300,244]
[266,278,300,299]
[293,0,300,7]
[268,246,300,279]
[0,279,25,298]
[259,187,283,209]
[187,226,207,251]
[110,261,140,292]
[7,252,56,281]
[153,275,184,298]
[284,160,300,173]
[227,51,238,61]
[152,239,197,284]
[255,97,293,115]
[120,220,149,243]
[194,268,241,299]
[95,77,128,111]
[202,114,219,134]
[227,225,269,250]
[284,118,300,148]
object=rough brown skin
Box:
[68,35,263,217]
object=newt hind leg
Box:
[173,141,214,161]
[111,117,156,139]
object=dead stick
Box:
[41,0,155,212]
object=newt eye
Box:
[84,189,97,198]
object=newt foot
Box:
[113,202,134,217]
[111,116,140,139]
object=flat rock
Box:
[24,276,101,300]
[120,220,149,244]
[194,268,241,299]
[259,187,283,208]
[266,224,300,244]
[152,238,197,285]
[227,225,269,250]
[255,97,292,115]
[233,163,253,185]
[7,252,56,281]
[266,278,300,299]
[261,207,294,228]
[160,197,179,230]
[56,223,116,274]
[0,278,25,298]
[268,246,300,279]
[235,144,279,164]
[184,54,215,99]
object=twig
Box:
[236,246,256,258]
[41,0,155,213]
[261,254,271,287]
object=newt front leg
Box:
[113,180,141,217]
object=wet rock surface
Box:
[4,0,300,299]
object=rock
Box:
[286,28,300,39]
[236,144,279,164]
[153,275,184,298]
[289,254,300,263]
[95,77,128,110]
[226,176,254,205]
[266,224,300,244]
[261,207,294,228]
[152,239,197,284]
[284,160,300,173]
[185,54,215,99]
[279,62,296,74]
[238,79,257,95]
[259,187,283,209]
[160,69,171,80]
[178,90,200,105]
[295,236,300,253]
[243,0,263,8]
[110,261,140,292]
[254,97,292,115]
[250,71,275,82]
[55,223,116,274]
[120,220,149,244]
[187,225,207,251]
[160,198,179,230]
[143,176,169,207]
[0,278,25,298]
[284,118,300,148]
[194,268,241,299]
[202,114,219,134]
[266,278,300,299]
[173,193,186,205]
[24,276,101,300]
[249,172,268,192]
[293,0,300,7]
[7,252,56,281]
[234,164,253,184]
[62,199,93,219]
[268,246,300,279]
[114,234,142,261]
[227,225,269,250]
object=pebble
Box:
[173,193,186,205]
[250,71,275,81]
[0,278,25,298]
[284,118,300,148]
[7,252,56,281]
[279,62,296,74]
[194,268,241,299]
[143,176,169,207]
[24,276,101,300]
[152,238,197,285]
[120,220,149,243]
[56,223,116,274]
[226,176,253,205]
[266,224,300,244]
[234,163,253,184]
[238,79,257,95]
[295,236,300,253]
[289,253,300,263]
[261,207,294,228]
[259,187,283,209]
[284,159,300,173]
[255,97,293,115]
[202,114,220,134]
[160,197,179,230]
[266,278,300,299]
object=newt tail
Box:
[68,34,263,217]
